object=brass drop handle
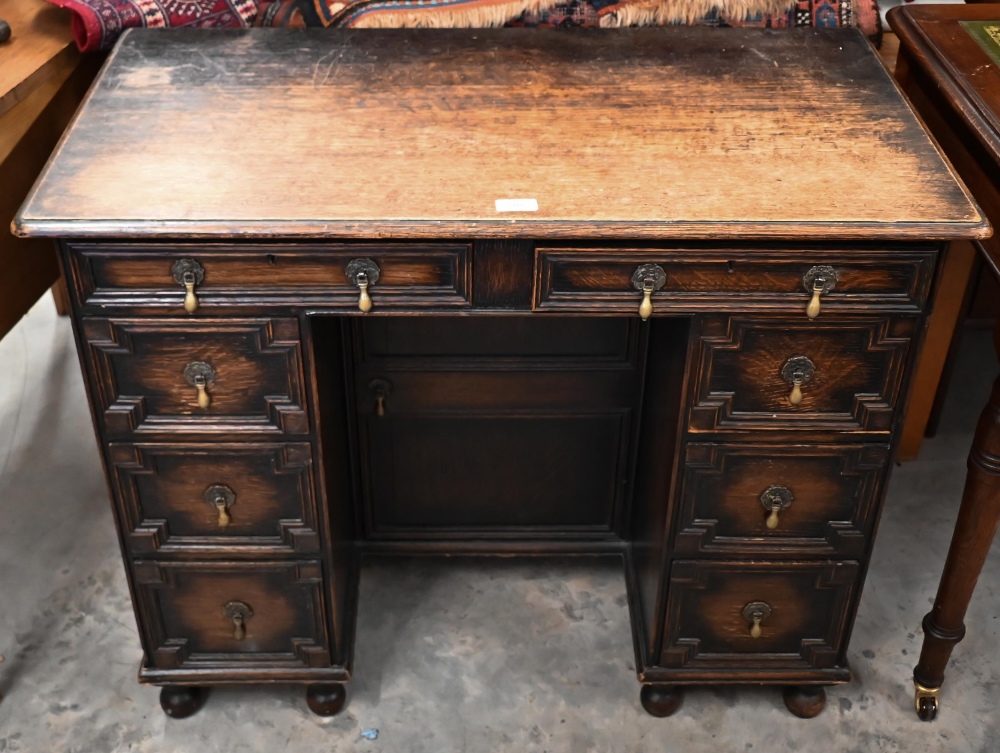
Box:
[346,258,381,314]
[369,378,392,417]
[760,485,793,530]
[172,259,205,314]
[631,264,666,321]
[802,265,838,320]
[183,362,216,410]
[357,272,372,313]
[781,356,815,407]
[742,601,772,639]
[204,484,236,527]
[223,601,252,641]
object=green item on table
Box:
[961,20,1000,67]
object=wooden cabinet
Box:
[13,28,988,722]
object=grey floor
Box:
[0,297,998,752]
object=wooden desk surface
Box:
[15,27,987,241]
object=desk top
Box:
[15,27,988,241]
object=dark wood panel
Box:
[364,414,627,535]
[68,243,472,311]
[472,239,534,309]
[536,248,937,314]
[107,443,319,555]
[358,316,632,363]
[674,444,889,558]
[660,561,859,671]
[627,318,692,663]
[81,318,309,436]
[133,560,331,671]
[689,316,915,434]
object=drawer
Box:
[660,561,859,670]
[67,242,472,311]
[534,247,936,315]
[674,444,889,558]
[82,318,309,436]
[133,560,331,671]
[108,443,320,555]
[688,316,915,433]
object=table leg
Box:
[913,328,1000,720]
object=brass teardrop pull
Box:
[760,485,793,530]
[780,356,815,408]
[172,259,205,315]
[183,362,216,410]
[369,378,392,417]
[631,264,666,321]
[357,272,372,313]
[742,601,772,639]
[204,484,236,527]
[346,258,381,314]
[223,601,252,640]
[788,378,803,406]
[802,265,838,320]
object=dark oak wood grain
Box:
[13,29,987,241]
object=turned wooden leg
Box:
[159,686,206,719]
[306,684,347,716]
[640,684,684,717]
[782,686,826,718]
[913,367,1000,721]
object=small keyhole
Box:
[266,254,277,265]
[727,260,736,273]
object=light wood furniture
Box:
[15,27,987,720]
[889,2,1000,721]
[0,0,100,339]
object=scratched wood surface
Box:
[14,27,987,240]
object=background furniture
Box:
[0,0,100,341]
[889,2,1000,721]
[15,27,985,720]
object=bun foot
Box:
[640,684,684,717]
[782,686,826,719]
[159,686,206,719]
[306,684,347,716]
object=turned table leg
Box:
[913,333,1000,721]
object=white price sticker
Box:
[495,198,538,213]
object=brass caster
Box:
[914,682,939,722]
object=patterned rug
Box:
[46,0,258,51]
[47,0,880,52]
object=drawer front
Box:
[68,243,472,311]
[108,443,320,555]
[133,560,331,670]
[82,318,309,436]
[689,316,915,433]
[660,561,859,670]
[534,248,936,314]
[674,444,889,558]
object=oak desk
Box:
[889,3,1000,722]
[15,27,987,720]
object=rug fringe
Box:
[599,0,795,27]
[348,0,557,27]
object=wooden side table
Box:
[0,0,100,340]
[889,2,1000,722]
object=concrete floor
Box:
[0,297,998,752]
